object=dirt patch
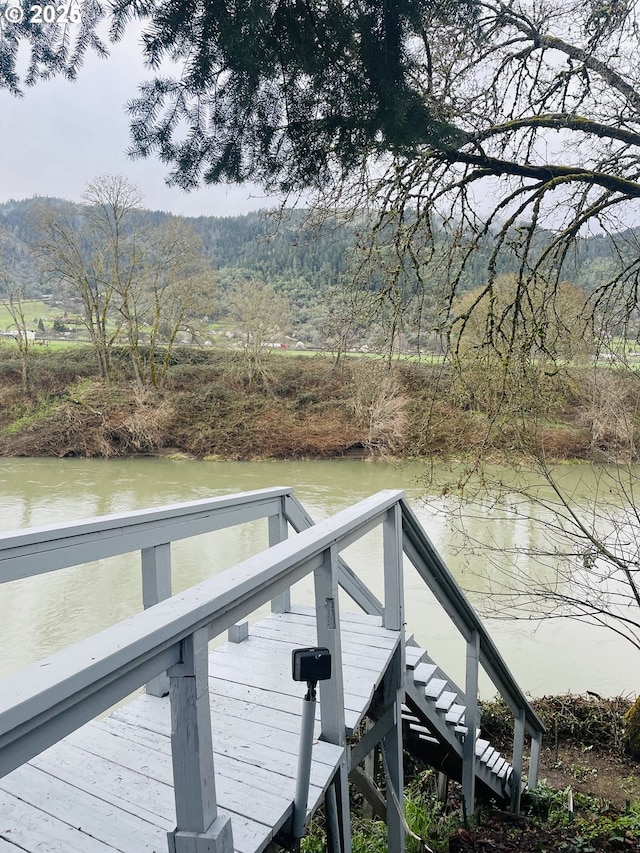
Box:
[538,745,640,810]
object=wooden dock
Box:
[0,487,545,853]
[0,607,400,853]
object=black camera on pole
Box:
[291,647,332,841]
[292,646,331,685]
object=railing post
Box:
[383,503,404,631]
[510,708,525,814]
[269,502,290,613]
[314,544,351,853]
[382,645,406,853]
[314,545,345,744]
[529,730,542,790]
[382,502,405,853]
[142,543,171,696]
[462,630,480,818]
[167,627,233,853]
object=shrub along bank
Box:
[1,344,639,461]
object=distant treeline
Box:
[0,197,631,336]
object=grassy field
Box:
[0,300,59,331]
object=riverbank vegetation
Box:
[302,695,640,853]
[1,342,639,463]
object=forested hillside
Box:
[0,196,633,347]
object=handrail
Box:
[400,496,544,811]
[0,489,407,853]
[399,497,545,738]
[0,486,293,583]
[0,489,404,776]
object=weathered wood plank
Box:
[405,645,426,669]
[254,617,399,650]
[67,716,341,795]
[20,739,292,853]
[210,652,379,705]
[1,762,165,853]
[0,786,120,852]
[29,740,176,828]
[292,605,382,627]
[79,716,321,810]
[268,606,394,639]
[102,701,336,771]
[110,691,308,740]
[214,633,392,675]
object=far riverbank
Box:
[1,345,637,462]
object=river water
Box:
[0,456,636,698]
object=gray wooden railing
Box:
[283,493,545,814]
[0,486,295,696]
[0,486,544,849]
[399,497,544,812]
[0,490,406,853]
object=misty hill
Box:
[0,197,632,333]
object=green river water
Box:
[0,456,635,698]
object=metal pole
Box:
[292,683,317,839]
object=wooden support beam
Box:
[167,628,233,853]
[349,706,395,772]
[462,631,479,818]
[383,504,404,631]
[381,646,405,853]
[314,546,346,746]
[510,708,525,814]
[142,543,171,697]
[529,730,542,790]
[349,766,387,821]
[269,504,290,614]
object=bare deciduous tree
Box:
[225,277,290,383]
[35,176,141,378]
[0,276,33,393]
[34,176,213,387]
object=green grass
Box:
[301,774,460,853]
[0,300,58,331]
[3,399,58,434]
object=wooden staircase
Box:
[401,640,515,804]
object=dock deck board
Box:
[0,607,401,853]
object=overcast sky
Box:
[0,29,276,218]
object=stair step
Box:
[486,751,502,770]
[408,723,431,736]
[445,703,466,725]
[492,756,506,775]
[417,733,440,745]
[435,690,457,712]
[424,677,448,699]
[405,644,426,669]
[475,739,491,759]
[402,647,517,804]
[413,662,437,686]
